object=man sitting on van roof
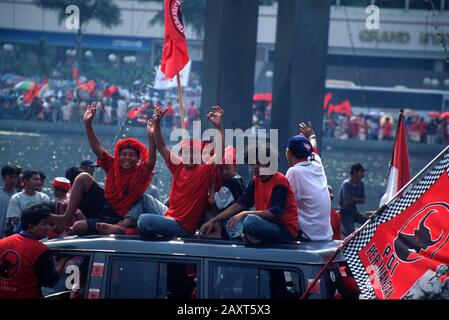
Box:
[285,122,333,241]
[199,145,299,245]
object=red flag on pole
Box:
[23,82,38,105]
[72,68,81,86]
[323,92,332,110]
[161,0,189,79]
[380,112,410,207]
[343,147,449,299]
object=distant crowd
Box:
[0,88,200,130]
[323,113,449,144]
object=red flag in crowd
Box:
[23,82,38,105]
[380,112,410,207]
[23,79,48,105]
[343,147,449,299]
[161,0,189,79]
[323,92,332,110]
[330,99,352,116]
[103,85,118,98]
[72,67,81,86]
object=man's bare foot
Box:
[50,213,74,230]
[96,223,126,235]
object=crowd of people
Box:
[0,79,200,130]
[323,113,449,144]
[0,101,369,298]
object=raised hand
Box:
[152,105,167,124]
[84,101,97,124]
[146,118,155,136]
[299,121,315,138]
[207,106,224,127]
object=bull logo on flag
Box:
[393,203,449,263]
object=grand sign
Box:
[359,30,449,46]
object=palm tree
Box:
[34,0,122,73]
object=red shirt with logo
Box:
[0,234,48,298]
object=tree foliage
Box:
[33,0,121,28]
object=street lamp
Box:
[123,55,137,63]
[108,54,117,63]
[66,49,76,57]
[84,50,93,58]
[265,70,273,79]
[2,43,14,52]
[423,78,431,87]
[431,78,439,88]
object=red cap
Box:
[52,177,71,192]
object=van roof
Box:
[45,235,345,265]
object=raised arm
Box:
[206,106,225,163]
[146,119,156,170]
[152,105,180,165]
[84,101,106,158]
[299,121,318,151]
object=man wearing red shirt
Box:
[51,101,156,235]
[382,117,393,140]
[0,204,62,298]
[136,105,225,237]
[199,146,298,244]
[414,117,427,143]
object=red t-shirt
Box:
[330,208,342,240]
[253,172,299,238]
[0,234,48,299]
[382,122,392,137]
[164,161,217,234]
[97,150,153,216]
[416,121,427,136]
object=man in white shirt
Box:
[7,169,50,233]
[0,165,20,238]
[285,122,333,241]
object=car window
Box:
[108,258,159,299]
[107,257,198,299]
[42,253,90,300]
[210,263,303,299]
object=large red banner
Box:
[359,171,449,299]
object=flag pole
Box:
[176,73,187,139]
[300,143,449,299]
